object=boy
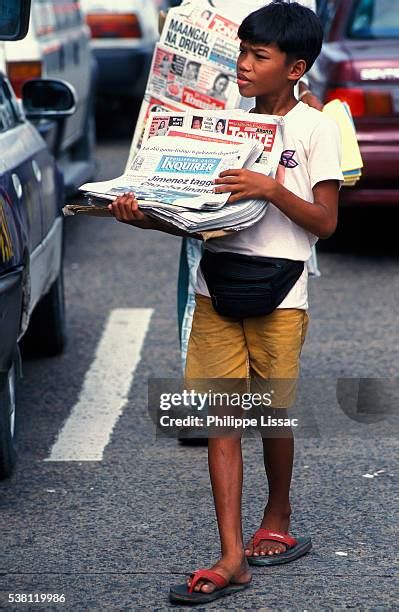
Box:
[110,1,342,605]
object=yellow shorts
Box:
[185,294,309,409]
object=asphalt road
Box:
[0,117,398,610]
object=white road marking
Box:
[45,308,153,461]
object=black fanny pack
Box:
[200,250,304,319]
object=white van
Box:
[3,0,97,195]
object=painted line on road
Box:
[45,308,153,462]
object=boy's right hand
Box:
[108,192,153,229]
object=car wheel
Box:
[0,359,18,480]
[22,265,67,357]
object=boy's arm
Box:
[268,178,339,239]
[214,170,339,239]
[298,80,323,110]
[215,117,342,239]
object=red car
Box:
[310,0,399,206]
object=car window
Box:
[317,0,337,39]
[33,0,56,37]
[348,0,399,39]
[54,0,67,31]
[0,78,19,132]
[32,0,84,38]
[52,0,71,31]
[50,0,83,31]
[72,0,84,26]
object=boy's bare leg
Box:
[245,431,294,557]
[188,437,251,593]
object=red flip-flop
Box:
[169,568,251,605]
[247,529,312,566]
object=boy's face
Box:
[236,41,305,98]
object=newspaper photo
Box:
[149,44,240,111]
[129,94,187,156]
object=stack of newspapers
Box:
[65,109,284,236]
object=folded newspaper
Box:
[64,109,284,235]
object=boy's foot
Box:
[186,554,251,594]
[245,507,291,557]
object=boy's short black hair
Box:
[238,1,323,73]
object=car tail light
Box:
[86,13,142,38]
[326,87,394,117]
[6,61,42,98]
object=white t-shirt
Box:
[196,102,343,310]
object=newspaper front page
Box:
[127,0,259,164]
[143,109,284,175]
[80,132,263,212]
[149,44,240,110]
[160,9,239,73]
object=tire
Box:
[21,265,67,357]
[0,359,18,480]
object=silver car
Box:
[3,0,97,195]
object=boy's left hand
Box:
[214,169,276,203]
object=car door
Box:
[0,75,64,317]
[0,73,38,378]
[0,74,42,254]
